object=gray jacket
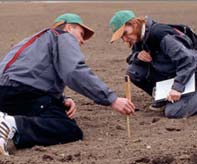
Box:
[0,29,117,105]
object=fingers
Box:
[64,98,77,119]
[167,96,179,103]
[167,90,181,103]
[166,95,174,103]
[66,103,77,119]
[66,107,76,119]
[125,101,135,114]
[138,51,152,62]
[129,101,136,109]
[119,100,135,115]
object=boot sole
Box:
[149,105,165,112]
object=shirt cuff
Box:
[172,82,185,92]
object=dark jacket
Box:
[127,17,197,92]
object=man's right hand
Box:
[111,97,135,115]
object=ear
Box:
[63,24,73,33]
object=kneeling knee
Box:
[165,110,178,118]
[73,126,83,141]
[164,108,185,119]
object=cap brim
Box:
[51,20,65,29]
[110,24,125,43]
[79,24,95,40]
[51,21,94,40]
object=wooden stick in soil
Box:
[125,75,131,138]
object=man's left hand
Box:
[64,98,77,119]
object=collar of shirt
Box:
[141,23,146,40]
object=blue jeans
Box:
[165,90,197,118]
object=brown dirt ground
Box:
[0,1,197,164]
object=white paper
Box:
[154,73,196,101]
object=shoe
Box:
[0,112,16,156]
[149,101,166,112]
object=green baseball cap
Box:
[53,13,94,40]
[109,10,136,43]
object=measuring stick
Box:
[125,75,131,138]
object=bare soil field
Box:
[0,1,197,164]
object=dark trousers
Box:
[0,85,83,148]
[127,62,170,96]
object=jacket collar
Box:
[142,16,156,44]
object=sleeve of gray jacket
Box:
[54,33,117,105]
[160,34,196,92]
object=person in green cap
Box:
[109,10,197,118]
[0,13,135,155]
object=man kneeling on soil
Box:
[109,10,197,118]
[0,13,135,155]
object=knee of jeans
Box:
[127,64,148,81]
[164,109,177,118]
[164,105,184,118]
[127,70,144,83]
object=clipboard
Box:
[154,73,196,101]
